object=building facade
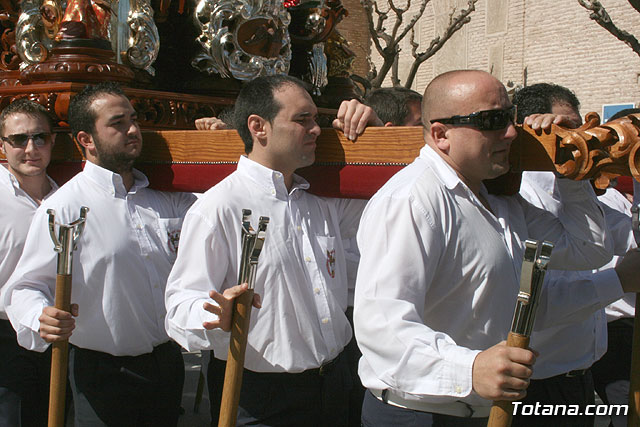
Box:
[337,0,640,118]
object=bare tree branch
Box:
[578,0,640,57]
[361,0,476,89]
[404,0,477,88]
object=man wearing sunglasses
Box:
[353,70,640,426]
[0,99,58,427]
[3,83,197,426]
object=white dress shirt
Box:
[520,172,635,378]
[354,145,615,408]
[3,161,196,356]
[165,156,365,373]
[0,165,58,320]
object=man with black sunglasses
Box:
[0,99,58,426]
[353,70,640,426]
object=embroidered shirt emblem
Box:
[326,249,336,278]
[167,230,181,254]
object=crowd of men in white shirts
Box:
[0,71,638,427]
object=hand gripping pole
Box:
[218,209,269,427]
[47,206,88,427]
[487,240,553,427]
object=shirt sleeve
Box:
[3,208,57,352]
[534,267,624,329]
[354,193,480,400]
[520,178,611,270]
[164,209,232,351]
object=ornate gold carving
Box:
[543,112,640,188]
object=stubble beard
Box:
[94,137,139,176]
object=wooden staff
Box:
[218,210,269,427]
[628,207,640,427]
[488,240,553,427]
[46,207,88,427]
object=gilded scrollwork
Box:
[551,112,640,188]
[125,0,159,74]
[16,0,56,66]
[192,0,291,80]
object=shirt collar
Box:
[419,144,464,190]
[0,163,58,198]
[83,160,149,196]
[237,156,310,198]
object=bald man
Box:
[352,70,639,426]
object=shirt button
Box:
[305,256,311,262]
[321,318,329,324]
[275,172,281,178]
[296,225,302,231]
[454,385,462,393]
[271,189,276,195]
[314,288,320,294]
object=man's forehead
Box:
[4,112,50,131]
[92,94,134,114]
[274,84,317,115]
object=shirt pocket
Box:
[315,235,337,281]
[157,218,185,261]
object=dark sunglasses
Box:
[1,132,52,148]
[430,106,516,131]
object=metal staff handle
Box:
[628,206,640,427]
[488,240,553,427]
[219,210,269,427]
[47,206,88,427]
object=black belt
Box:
[564,369,588,378]
[306,354,340,376]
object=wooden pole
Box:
[487,333,530,427]
[628,293,640,427]
[218,289,254,427]
[48,273,72,427]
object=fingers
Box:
[202,284,256,332]
[38,306,76,343]
[195,117,228,130]
[252,293,262,309]
[333,99,383,141]
[524,113,578,132]
[472,342,536,401]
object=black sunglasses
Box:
[1,132,52,148]
[430,106,516,131]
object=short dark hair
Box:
[512,83,580,123]
[234,75,307,154]
[0,98,54,135]
[364,87,422,126]
[608,108,640,122]
[68,82,127,140]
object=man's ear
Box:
[76,131,95,155]
[429,122,450,154]
[383,122,394,127]
[50,132,56,147]
[247,114,268,146]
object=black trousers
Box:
[511,370,595,427]
[208,350,353,426]
[591,318,633,404]
[345,307,366,427]
[361,390,488,427]
[0,319,51,427]
[69,341,184,427]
